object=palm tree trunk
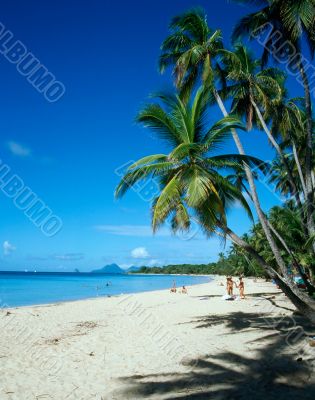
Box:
[292,139,307,198]
[289,137,309,238]
[266,218,315,294]
[251,99,304,209]
[298,60,315,254]
[219,223,315,323]
[213,89,292,280]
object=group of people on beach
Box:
[170,276,245,299]
[170,281,187,294]
[226,276,245,299]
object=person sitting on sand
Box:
[237,277,245,299]
[170,281,176,293]
[181,285,188,294]
[226,276,235,296]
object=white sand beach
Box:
[0,277,314,400]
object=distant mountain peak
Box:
[91,263,124,274]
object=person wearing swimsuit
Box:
[226,277,235,296]
[238,277,245,299]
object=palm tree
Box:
[159,9,292,281]
[268,204,315,290]
[268,156,300,197]
[226,169,256,201]
[268,94,308,199]
[159,8,223,100]
[219,46,282,128]
[116,88,262,233]
[270,96,315,250]
[218,45,303,206]
[218,252,226,266]
[115,88,315,321]
[232,0,315,254]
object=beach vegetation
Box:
[116,3,315,322]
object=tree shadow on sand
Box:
[191,292,295,312]
[184,311,306,332]
[113,312,315,400]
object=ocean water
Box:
[0,272,211,308]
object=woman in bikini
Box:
[238,277,245,299]
[226,276,235,296]
[170,280,176,293]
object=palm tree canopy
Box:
[231,0,315,64]
[217,44,283,129]
[159,8,223,98]
[115,88,267,235]
[269,94,315,161]
[268,156,300,195]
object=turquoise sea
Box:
[0,272,211,308]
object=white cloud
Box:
[7,141,31,157]
[119,263,134,270]
[53,253,85,261]
[131,247,150,259]
[94,224,203,241]
[3,241,16,256]
[94,224,170,237]
[147,259,160,266]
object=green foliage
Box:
[218,45,283,130]
[117,4,315,306]
[131,257,265,277]
[115,88,259,236]
[131,199,314,278]
[231,0,315,64]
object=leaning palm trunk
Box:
[290,138,309,238]
[292,140,307,198]
[298,60,315,254]
[220,223,315,323]
[244,191,308,276]
[213,89,292,280]
[266,218,315,294]
[251,99,304,210]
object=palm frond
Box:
[181,166,222,208]
[169,8,209,43]
[115,162,175,198]
[204,154,270,173]
[152,175,181,231]
[203,115,246,146]
[136,103,182,147]
[168,143,204,161]
[170,202,191,233]
[129,154,168,169]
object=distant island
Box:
[0,257,265,277]
[129,260,266,278]
[126,266,141,273]
[91,264,141,274]
[91,263,125,274]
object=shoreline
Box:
[4,279,214,311]
[1,274,214,311]
[1,277,313,399]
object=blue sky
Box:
[0,0,301,271]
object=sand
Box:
[0,276,314,400]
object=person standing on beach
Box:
[226,277,235,296]
[238,277,245,299]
